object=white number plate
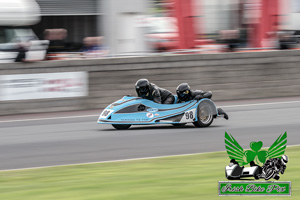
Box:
[180,109,196,123]
[99,109,113,119]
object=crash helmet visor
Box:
[138,86,149,95]
[177,89,189,97]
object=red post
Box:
[250,0,279,48]
[173,0,196,49]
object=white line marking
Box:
[1,144,299,172]
[221,100,300,108]
[1,100,300,123]
[0,115,99,123]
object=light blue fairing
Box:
[98,96,219,125]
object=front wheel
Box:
[193,102,214,128]
[112,124,131,130]
[264,168,275,180]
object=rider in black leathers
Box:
[262,155,288,180]
[135,79,175,104]
[176,83,228,120]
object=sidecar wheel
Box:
[193,102,214,127]
[112,124,131,130]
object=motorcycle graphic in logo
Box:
[225,132,288,180]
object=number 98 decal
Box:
[180,109,196,123]
[185,111,193,119]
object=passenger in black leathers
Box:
[176,83,229,120]
[176,83,212,103]
[135,79,175,104]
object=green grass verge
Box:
[0,146,299,200]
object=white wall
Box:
[103,0,149,55]
[290,0,300,30]
[193,0,239,35]
[279,0,300,30]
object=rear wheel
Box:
[112,124,131,130]
[193,102,214,127]
[254,174,260,180]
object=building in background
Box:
[31,0,300,53]
[33,0,150,54]
[32,0,102,44]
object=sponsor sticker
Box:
[0,72,88,101]
[146,112,154,118]
[147,108,158,112]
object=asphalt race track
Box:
[0,98,299,170]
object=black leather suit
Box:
[139,83,174,104]
[263,158,286,175]
[177,90,212,103]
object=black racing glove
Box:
[194,95,203,101]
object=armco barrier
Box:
[0,50,300,115]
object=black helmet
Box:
[176,83,191,101]
[135,79,150,98]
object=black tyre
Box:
[112,124,131,130]
[172,123,186,127]
[193,102,214,127]
[254,168,260,180]
[264,168,275,180]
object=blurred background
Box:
[1,0,300,62]
[1,0,300,114]
[0,2,300,198]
